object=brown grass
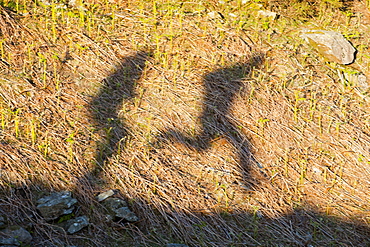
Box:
[1,0,370,246]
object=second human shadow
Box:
[154,53,264,184]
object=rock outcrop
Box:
[36,191,77,221]
[301,29,356,64]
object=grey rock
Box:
[36,191,77,220]
[64,216,89,234]
[301,29,356,64]
[344,72,368,89]
[96,189,116,202]
[1,226,32,245]
[102,198,138,222]
[0,215,6,229]
[115,207,139,222]
[0,237,20,246]
[102,197,127,209]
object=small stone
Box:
[207,11,223,19]
[312,166,322,174]
[68,0,77,7]
[0,237,20,246]
[258,10,278,19]
[115,207,139,222]
[1,226,32,245]
[36,191,77,220]
[102,198,138,222]
[301,29,356,65]
[228,13,237,18]
[96,190,116,202]
[102,198,127,210]
[357,74,368,88]
[0,215,7,229]
[64,216,89,234]
[344,72,368,90]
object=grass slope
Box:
[0,0,370,246]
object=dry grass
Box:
[1,0,370,246]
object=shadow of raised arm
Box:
[153,53,265,185]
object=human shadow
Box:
[153,54,265,184]
[88,52,148,179]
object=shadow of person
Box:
[87,51,148,182]
[154,53,265,185]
